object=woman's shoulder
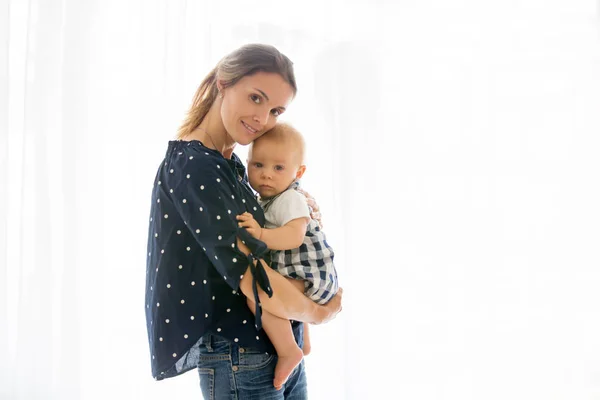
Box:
[167,140,232,171]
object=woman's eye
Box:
[250,94,261,104]
[271,109,281,117]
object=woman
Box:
[144,43,343,399]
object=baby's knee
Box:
[286,278,306,293]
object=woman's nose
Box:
[253,108,270,126]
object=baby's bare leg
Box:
[286,278,306,292]
[285,279,312,355]
[247,297,303,390]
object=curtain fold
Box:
[0,1,10,398]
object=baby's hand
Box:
[236,212,263,240]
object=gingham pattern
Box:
[270,218,338,305]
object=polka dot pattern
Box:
[144,140,302,381]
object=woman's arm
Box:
[236,238,342,324]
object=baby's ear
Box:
[296,165,307,179]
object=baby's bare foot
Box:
[274,346,304,390]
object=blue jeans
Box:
[197,333,308,400]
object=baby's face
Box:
[247,139,302,199]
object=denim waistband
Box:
[199,332,233,348]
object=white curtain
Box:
[2,1,600,399]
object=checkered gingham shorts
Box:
[270,219,338,304]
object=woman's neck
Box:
[186,104,236,158]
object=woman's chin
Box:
[236,132,259,146]
[237,135,258,146]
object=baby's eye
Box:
[253,162,263,168]
[275,165,285,171]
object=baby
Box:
[237,122,339,390]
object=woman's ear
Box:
[296,165,307,180]
[216,80,225,98]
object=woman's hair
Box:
[177,44,297,139]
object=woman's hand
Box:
[313,287,343,325]
[236,212,262,239]
[297,188,323,228]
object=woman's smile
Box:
[241,120,258,134]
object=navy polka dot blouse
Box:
[144,140,303,380]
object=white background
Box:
[1,0,600,399]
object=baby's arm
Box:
[237,212,308,250]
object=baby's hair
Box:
[251,122,306,164]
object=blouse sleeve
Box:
[163,150,273,328]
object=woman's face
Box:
[219,72,295,146]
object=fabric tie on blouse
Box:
[237,226,272,330]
